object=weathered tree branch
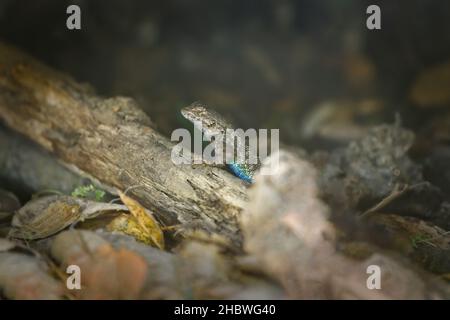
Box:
[0,42,247,245]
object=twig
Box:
[359,183,409,218]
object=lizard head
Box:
[181,102,233,137]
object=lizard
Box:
[181,102,260,183]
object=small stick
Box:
[359,183,408,218]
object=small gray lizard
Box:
[181,102,260,183]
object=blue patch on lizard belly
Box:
[228,163,253,183]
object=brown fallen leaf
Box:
[9,195,83,240]
[9,195,129,240]
[106,212,160,246]
[118,191,164,249]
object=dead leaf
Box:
[107,212,161,246]
[9,195,129,240]
[118,191,164,249]
[9,196,83,240]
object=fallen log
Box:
[0,42,247,245]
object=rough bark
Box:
[0,42,247,245]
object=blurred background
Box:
[1,0,449,151]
